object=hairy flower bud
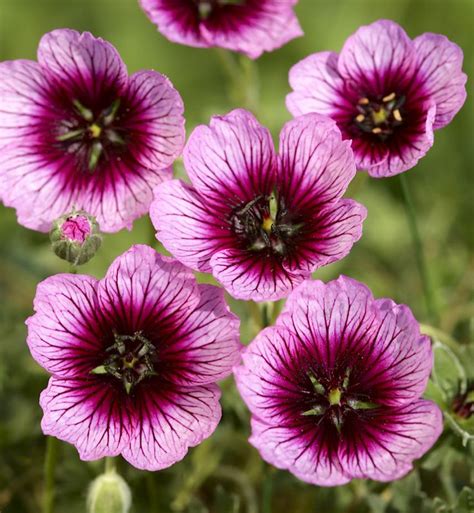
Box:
[87,470,132,513]
[50,211,101,265]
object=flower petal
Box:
[338,400,442,481]
[338,20,415,95]
[412,33,467,130]
[122,383,222,470]
[26,274,104,378]
[40,377,131,460]
[210,247,306,302]
[286,52,350,118]
[151,179,228,273]
[124,70,185,170]
[160,284,241,385]
[278,113,356,205]
[37,29,128,98]
[183,109,277,210]
[98,244,200,332]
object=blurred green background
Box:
[0,0,473,512]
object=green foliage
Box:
[0,0,472,512]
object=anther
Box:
[393,109,402,122]
[382,92,396,102]
[355,114,365,123]
[372,127,382,134]
[358,97,369,105]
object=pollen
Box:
[355,114,365,123]
[262,216,273,233]
[328,388,342,406]
[358,97,369,105]
[372,127,382,134]
[89,123,102,138]
[382,92,396,102]
[393,109,402,122]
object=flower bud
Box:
[50,211,101,265]
[87,470,132,513]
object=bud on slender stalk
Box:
[49,210,101,266]
[87,469,132,513]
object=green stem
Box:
[104,457,116,474]
[146,473,159,513]
[399,174,438,323]
[43,436,58,513]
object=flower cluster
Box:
[0,7,466,489]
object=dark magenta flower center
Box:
[55,97,127,173]
[302,368,379,431]
[230,194,304,258]
[353,92,405,141]
[92,331,158,394]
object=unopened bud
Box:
[50,211,101,266]
[87,470,132,513]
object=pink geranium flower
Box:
[139,0,303,59]
[27,245,241,470]
[0,29,185,232]
[235,276,443,485]
[150,109,366,302]
[287,20,467,177]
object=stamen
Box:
[308,371,325,395]
[302,405,325,416]
[372,127,382,134]
[382,92,396,102]
[358,97,369,105]
[103,98,121,126]
[73,99,94,122]
[88,141,103,172]
[56,128,84,142]
[355,114,365,123]
[393,109,402,122]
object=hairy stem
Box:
[43,436,58,513]
[399,174,438,323]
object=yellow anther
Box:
[393,109,402,122]
[355,114,365,123]
[382,92,396,102]
[372,127,383,134]
[358,97,369,105]
[262,216,273,233]
[328,388,342,406]
[89,123,102,138]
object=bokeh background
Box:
[0,0,473,512]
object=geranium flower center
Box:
[303,369,378,429]
[194,0,245,19]
[230,194,304,257]
[91,331,157,394]
[353,92,405,141]
[56,98,126,172]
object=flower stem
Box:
[43,436,58,513]
[105,457,116,474]
[399,174,438,323]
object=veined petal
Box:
[26,274,104,378]
[37,29,128,98]
[286,52,350,118]
[412,33,467,130]
[151,179,228,273]
[98,245,200,332]
[278,113,356,206]
[122,383,222,470]
[124,70,185,170]
[338,400,442,481]
[338,20,415,94]
[210,247,307,302]
[40,377,131,460]
[184,109,277,210]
